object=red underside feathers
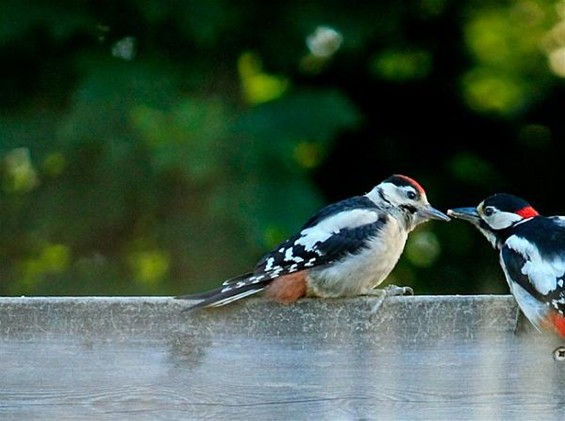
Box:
[547,311,565,338]
[264,272,308,304]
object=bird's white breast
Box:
[504,278,548,332]
[306,216,408,297]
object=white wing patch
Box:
[550,216,565,227]
[506,236,565,295]
[295,209,380,251]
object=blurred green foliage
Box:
[1,0,564,296]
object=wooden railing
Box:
[1,295,564,419]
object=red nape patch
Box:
[394,174,425,195]
[264,272,307,305]
[516,206,539,218]
[547,312,565,338]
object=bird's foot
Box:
[383,284,414,297]
[362,284,413,298]
[364,285,413,318]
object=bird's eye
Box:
[483,207,494,216]
[407,191,417,200]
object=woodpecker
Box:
[177,174,449,310]
[448,194,565,339]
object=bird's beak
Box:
[419,205,451,221]
[446,207,480,224]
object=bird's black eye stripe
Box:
[401,204,418,213]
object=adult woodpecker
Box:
[448,194,565,339]
[176,174,449,310]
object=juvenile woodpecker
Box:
[177,174,449,310]
[448,194,565,339]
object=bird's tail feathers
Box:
[190,286,264,310]
[175,272,254,301]
[175,272,272,311]
[175,286,225,301]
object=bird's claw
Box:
[366,285,413,319]
[384,284,414,296]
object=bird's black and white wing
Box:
[177,196,387,309]
[501,233,565,329]
[253,196,387,276]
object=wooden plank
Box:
[1,296,564,419]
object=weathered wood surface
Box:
[1,295,565,420]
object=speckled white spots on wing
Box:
[305,258,317,267]
[264,257,276,271]
[552,297,565,307]
[284,248,304,263]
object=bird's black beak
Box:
[447,207,481,224]
[419,205,451,222]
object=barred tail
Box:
[175,272,272,311]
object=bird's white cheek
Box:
[488,213,523,230]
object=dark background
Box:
[1,0,564,296]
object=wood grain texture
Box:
[1,296,564,420]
